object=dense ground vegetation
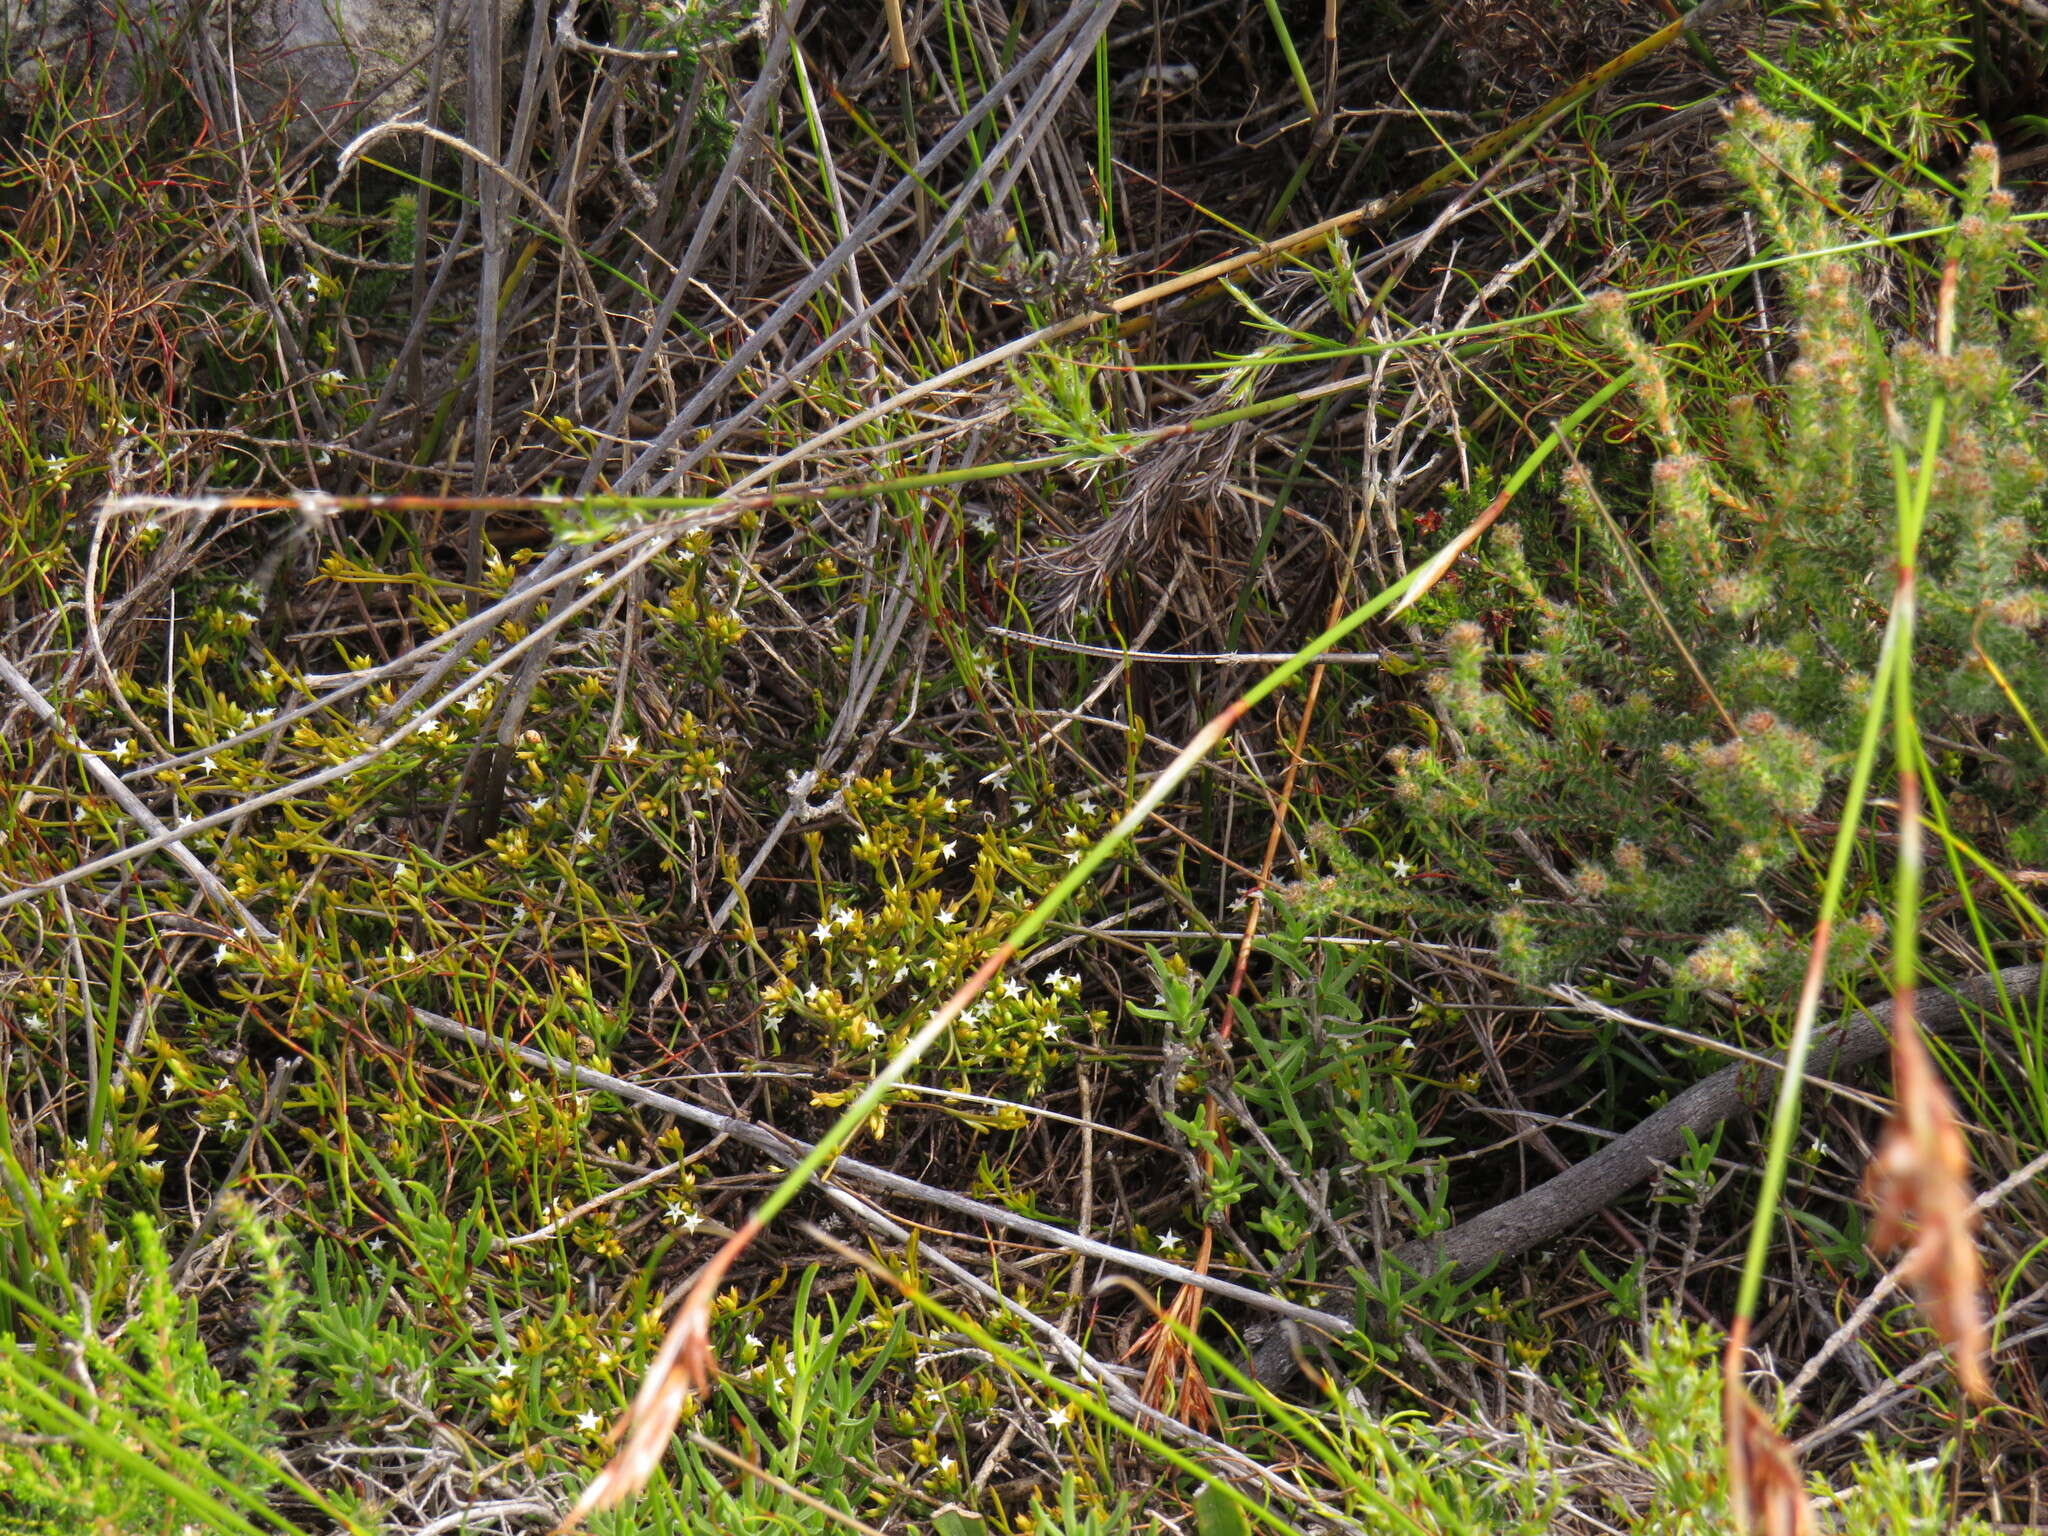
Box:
[4,1,2048,1531]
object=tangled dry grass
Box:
[7,1,2048,1532]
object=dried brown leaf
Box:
[554,1238,737,1534]
[1862,1008,1990,1401]
[1723,1365,1816,1536]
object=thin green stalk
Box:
[1094,30,1115,232]
[1886,365,1945,1058]
[1728,562,1899,1325]
[0,1100,67,1309]
[1260,0,1320,118]
[1729,364,1950,1328]
[1137,216,2038,378]
[1919,814,2048,940]
[88,911,126,1154]
[1260,154,1321,239]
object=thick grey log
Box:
[1250,962,2044,1386]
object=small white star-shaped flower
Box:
[1388,855,1414,880]
[493,1357,519,1380]
[1156,1230,1183,1254]
[1039,1021,1060,1041]
[812,920,832,941]
[574,826,596,846]
[574,1409,603,1432]
[615,734,640,757]
[936,906,959,925]
[1506,877,1522,893]
[680,1210,703,1233]
[939,840,958,859]
[1046,1402,1072,1429]
[860,1019,882,1042]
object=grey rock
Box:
[4,0,524,139]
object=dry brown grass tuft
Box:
[1862,1008,1991,1403]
